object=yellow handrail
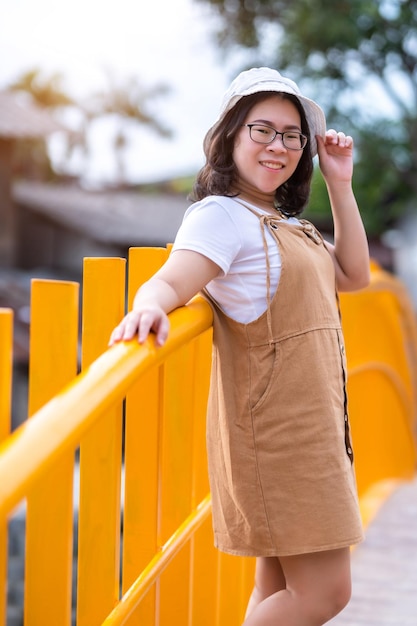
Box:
[0,296,212,519]
[101,495,212,625]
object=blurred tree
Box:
[195,0,417,235]
[10,69,75,108]
[84,72,172,184]
[8,70,75,180]
[8,69,172,185]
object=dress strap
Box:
[233,199,284,345]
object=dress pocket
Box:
[249,342,282,412]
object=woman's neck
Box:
[232,181,277,213]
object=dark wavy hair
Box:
[190,92,314,217]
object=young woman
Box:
[110,67,370,625]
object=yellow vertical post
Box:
[25,279,79,626]
[190,518,220,626]
[158,340,195,626]
[240,557,256,619]
[217,552,247,626]
[122,247,168,625]
[76,257,126,626]
[0,308,13,626]
[188,329,219,626]
[0,308,13,440]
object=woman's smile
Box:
[259,159,285,170]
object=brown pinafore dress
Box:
[205,207,364,557]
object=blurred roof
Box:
[13,181,189,247]
[0,91,66,139]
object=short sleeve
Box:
[172,199,242,275]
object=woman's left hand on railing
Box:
[109,250,221,347]
[109,303,171,347]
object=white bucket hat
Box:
[217,67,327,157]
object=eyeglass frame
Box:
[242,123,308,150]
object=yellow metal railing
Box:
[0,252,417,625]
[340,260,417,498]
[0,248,255,626]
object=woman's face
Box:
[232,95,304,197]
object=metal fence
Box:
[0,252,416,625]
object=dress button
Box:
[347,447,352,454]
[344,414,348,422]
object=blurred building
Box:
[0,90,66,266]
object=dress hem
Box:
[214,533,365,558]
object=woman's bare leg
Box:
[243,547,351,626]
[245,557,286,618]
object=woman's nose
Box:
[267,135,287,151]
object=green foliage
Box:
[195,0,417,235]
[303,168,331,227]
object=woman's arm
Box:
[109,249,221,346]
[317,130,370,292]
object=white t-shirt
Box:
[172,196,300,323]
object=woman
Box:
[110,67,370,625]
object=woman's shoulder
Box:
[185,195,239,215]
[174,196,244,274]
[181,196,239,231]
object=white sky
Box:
[0,0,239,184]
[0,0,402,185]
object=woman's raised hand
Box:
[316,129,354,184]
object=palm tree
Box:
[85,71,172,183]
[8,68,173,184]
[9,68,75,108]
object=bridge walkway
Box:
[329,476,417,626]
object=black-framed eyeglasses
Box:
[243,124,308,150]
